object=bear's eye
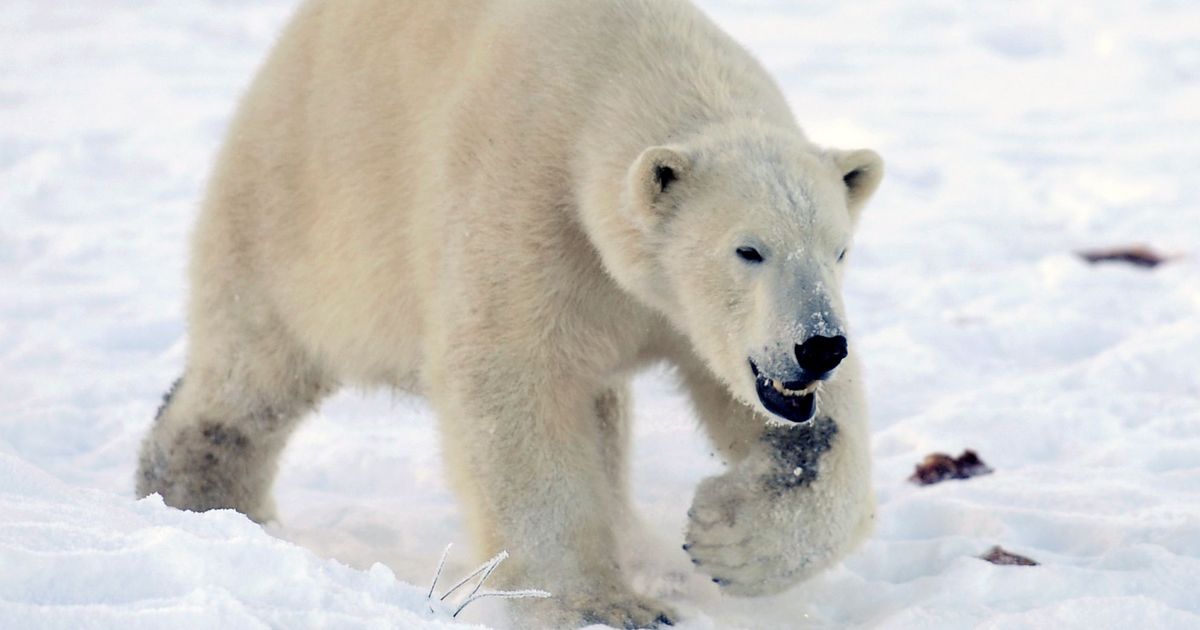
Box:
[837,248,847,263]
[736,246,764,264]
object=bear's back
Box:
[198,0,794,388]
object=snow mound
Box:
[0,452,477,630]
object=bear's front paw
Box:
[579,593,676,629]
[684,473,809,596]
[515,588,676,629]
[684,425,871,597]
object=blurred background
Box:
[2,1,1198,628]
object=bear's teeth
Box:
[771,379,817,397]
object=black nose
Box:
[795,335,848,376]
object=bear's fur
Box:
[136,0,884,627]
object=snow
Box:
[0,451,479,630]
[2,0,1199,628]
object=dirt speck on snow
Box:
[909,450,993,486]
[980,546,1039,566]
[1078,245,1173,269]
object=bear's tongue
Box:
[775,390,816,423]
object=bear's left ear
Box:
[625,146,691,224]
[829,148,884,219]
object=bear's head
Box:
[615,125,882,424]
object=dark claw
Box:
[690,557,700,565]
[712,577,725,585]
[656,613,675,626]
[681,543,691,551]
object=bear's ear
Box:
[626,146,690,221]
[830,148,884,219]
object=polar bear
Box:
[136,0,883,627]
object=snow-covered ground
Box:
[3,1,1199,628]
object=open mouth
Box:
[749,361,818,423]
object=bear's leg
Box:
[679,364,765,465]
[435,373,675,628]
[678,362,873,596]
[596,385,692,598]
[594,386,633,515]
[136,306,332,523]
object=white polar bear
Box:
[136,0,883,627]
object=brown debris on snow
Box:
[980,545,1039,566]
[1077,245,1173,269]
[909,450,993,486]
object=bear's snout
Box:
[795,335,848,379]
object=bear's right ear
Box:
[830,148,884,220]
[626,146,690,222]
